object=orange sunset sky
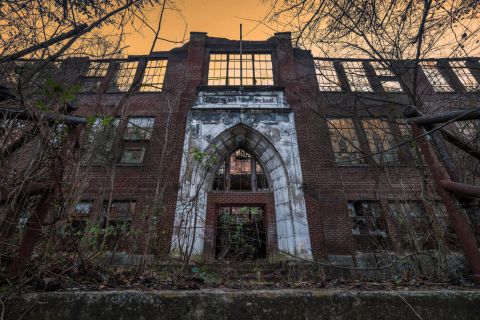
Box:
[122,0,277,55]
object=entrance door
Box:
[215,206,266,261]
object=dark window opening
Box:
[215,206,266,261]
[348,201,388,251]
[100,200,134,250]
[213,149,269,191]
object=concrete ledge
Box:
[6,289,480,319]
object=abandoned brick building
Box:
[1,32,480,266]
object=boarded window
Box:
[362,119,399,164]
[342,61,373,92]
[140,59,168,91]
[124,117,155,140]
[327,119,364,165]
[449,60,479,92]
[109,61,138,92]
[207,53,273,86]
[420,61,453,92]
[314,60,342,91]
[348,201,388,250]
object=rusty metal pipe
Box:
[440,180,480,198]
[410,123,480,285]
[407,108,480,125]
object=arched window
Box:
[213,149,269,191]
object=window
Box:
[207,53,273,86]
[449,60,479,92]
[101,200,135,250]
[362,119,399,164]
[371,61,403,92]
[420,61,453,92]
[81,61,109,92]
[213,149,269,191]
[103,200,135,219]
[140,59,167,91]
[124,117,155,140]
[109,61,138,92]
[314,60,342,91]
[455,120,479,144]
[74,201,93,215]
[85,61,109,77]
[83,117,120,165]
[327,119,364,165]
[16,61,61,94]
[342,61,373,92]
[120,147,145,164]
[348,201,388,250]
[387,201,432,250]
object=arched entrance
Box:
[172,120,312,261]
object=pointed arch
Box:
[172,122,312,261]
[203,123,290,194]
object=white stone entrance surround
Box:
[171,89,312,260]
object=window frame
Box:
[327,118,366,165]
[314,60,343,92]
[123,116,155,141]
[140,58,168,92]
[207,52,274,86]
[119,147,146,165]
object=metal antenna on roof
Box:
[240,24,243,86]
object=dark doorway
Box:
[215,206,266,261]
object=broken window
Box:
[314,60,342,91]
[420,61,454,92]
[216,206,266,261]
[101,200,134,250]
[109,61,138,92]
[119,147,146,164]
[449,60,479,92]
[387,201,432,250]
[124,117,155,140]
[348,201,388,250]
[207,53,273,86]
[14,61,61,94]
[362,119,399,165]
[74,201,93,216]
[342,61,373,92]
[82,117,120,165]
[140,59,168,91]
[370,61,403,92]
[455,120,480,146]
[63,219,88,249]
[213,149,269,191]
[81,61,109,92]
[327,119,364,165]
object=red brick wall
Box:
[67,32,465,261]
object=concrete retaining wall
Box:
[5,289,480,320]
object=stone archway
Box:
[171,122,312,261]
